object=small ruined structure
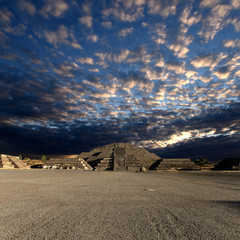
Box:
[79,143,161,171]
[154,158,200,171]
[43,157,93,170]
[0,154,30,169]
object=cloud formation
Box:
[0,0,239,161]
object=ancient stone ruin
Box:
[43,157,93,170]
[154,158,200,171]
[79,143,160,171]
[79,143,199,172]
[0,143,200,171]
[0,154,30,169]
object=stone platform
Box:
[43,158,93,170]
[156,158,200,171]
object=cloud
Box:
[147,0,178,18]
[191,53,225,69]
[213,66,232,79]
[71,42,82,49]
[44,25,69,47]
[155,56,164,67]
[229,18,240,31]
[127,46,152,64]
[0,8,13,23]
[96,46,153,65]
[88,68,99,72]
[198,4,232,42]
[101,21,112,28]
[231,0,240,8]
[118,27,134,37]
[51,61,80,78]
[79,16,93,28]
[81,1,91,15]
[18,0,36,15]
[168,44,189,58]
[41,0,68,17]
[114,49,130,63]
[102,0,144,22]
[118,71,154,94]
[76,57,94,65]
[223,39,240,48]
[179,6,201,26]
[150,24,166,45]
[200,0,223,8]
[166,62,185,74]
[87,34,98,42]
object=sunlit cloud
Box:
[223,39,240,48]
[76,57,94,65]
[44,25,69,47]
[101,21,112,28]
[0,8,13,22]
[40,0,68,18]
[147,0,178,18]
[198,4,232,42]
[79,16,93,28]
[118,27,134,37]
[102,0,144,22]
[87,34,98,42]
[18,0,36,15]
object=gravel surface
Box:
[0,169,240,240]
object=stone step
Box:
[99,159,113,163]
[103,157,113,160]
[95,166,113,170]
[97,163,113,167]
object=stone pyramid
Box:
[78,143,161,171]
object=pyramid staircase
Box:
[0,154,29,169]
[79,158,93,170]
[95,157,114,171]
[156,158,199,171]
[1,155,15,168]
[125,155,141,172]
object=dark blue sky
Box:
[0,0,239,161]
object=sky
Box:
[0,0,239,161]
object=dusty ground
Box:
[0,169,240,240]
